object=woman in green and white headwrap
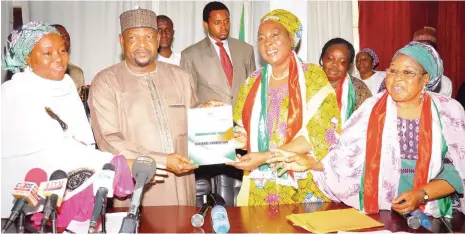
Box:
[269,41,465,218]
[3,22,63,75]
[228,9,341,206]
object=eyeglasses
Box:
[385,68,426,78]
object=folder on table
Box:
[287,208,384,233]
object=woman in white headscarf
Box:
[1,22,162,227]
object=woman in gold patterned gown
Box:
[227,9,342,206]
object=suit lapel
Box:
[204,38,219,59]
[204,37,231,92]
[228,38,242,91]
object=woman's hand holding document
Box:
[233,127,247,150]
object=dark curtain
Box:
[358,1,411,71]
[437,1,465,97]
[359,1,465,97]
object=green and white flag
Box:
[238,3,245,42]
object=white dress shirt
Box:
[157,52,181,66]
[208,35,232,59]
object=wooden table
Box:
[110,203,465,233]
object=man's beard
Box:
[134,57,154,67]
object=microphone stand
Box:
[135,210,141,234]
[15,212,39,234]
[50,211,57,234]
[119,215,137,234]
[118,208,141,234]
[440,217,453,233]
[100,201,107,234]
[17,211,25,234]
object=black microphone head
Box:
[208,194,226,206]
[103,163,115,171]
[49,170,68,180]
[132,156,157,184]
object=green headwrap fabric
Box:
[2,21,60,73]
[260,9,302,49]
[394,41,444,91]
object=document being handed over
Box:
[187,105,236,166]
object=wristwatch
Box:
[421,189,429,203]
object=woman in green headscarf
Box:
[227,9,342,206]
[268,41,465,217]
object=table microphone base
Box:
[119,216,138,234]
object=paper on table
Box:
[64,212,127,234]
[287,214,313,232]
[287,208,384,233]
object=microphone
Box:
[211,205,230,234]
[88,163,116,234]
[39,170,68,233]
[397,199,431,230]
[191,194,226,228]
[128,156,157,216]
[404,209,431,230]
[119,156,157,234]
[2,168,47,233]
[49,195,59,234]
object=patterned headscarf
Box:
[358,48,379,69]
[394,41,443,90]
[260,9,302,49]
[2,21,59,73]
